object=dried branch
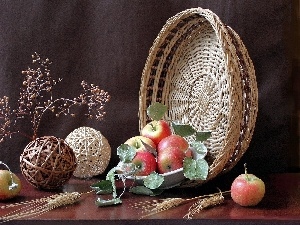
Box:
[0,52,110,142]
[0,96,19,142]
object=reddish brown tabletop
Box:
[0,173,299,225]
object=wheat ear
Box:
[183,191,225,219]
[137,198,186,219]
[0,191,91,223]
[133,190,230,219]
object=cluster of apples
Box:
[124,120,191,176]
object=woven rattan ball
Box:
[20,136,77,190]
[65,126,111,178]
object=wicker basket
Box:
[139,8,258,187]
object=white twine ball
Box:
[65,126,111,178]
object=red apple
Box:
[131,151,157,176]
[157,134,189,154]
[157,146,185,174]
[141,120,172,146]
[185,148,193,158]
[230,165,265,206]
[0,170,22,200]
[124,136,156,152]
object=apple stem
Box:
[244,163,249,181]
[0,161,19,190]
[150,122,156,131]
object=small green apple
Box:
[0,170,22,200]
[124,136,156,152]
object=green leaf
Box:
[140,139,157,157]
[147,102,167,121]
[172,122,196,137]
[143,172,164,189]
[183,157,209,180]
[195,131,211,142]
[191,141,208,159]
[129,186,164,196]
[117,144,136,163]
[90,180,113,194]
[95,197,122,207]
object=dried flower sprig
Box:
[132,190,230,219]
[74,80,110,121]
[0,96,15,143]
[0,52,110,142]
[0,191,93,223]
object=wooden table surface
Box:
[0,173,299,225]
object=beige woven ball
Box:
[20,136,77,190]
[65,126,111,178]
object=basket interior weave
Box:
[139,8,257,187]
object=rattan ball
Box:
[65,126,111,178]
[20,136,77,190]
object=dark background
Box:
[0,0,298,178]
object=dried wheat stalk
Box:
[132,190,229,219]
[134,198,186,219]
[0,191,91,223]
[183,192,225,219]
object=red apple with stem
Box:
[131,151,157,176]
[124,136,156,152]
[141,120,172,146]
[230,164,265,206]
[158,134,189,154]
[157,146,185,174]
